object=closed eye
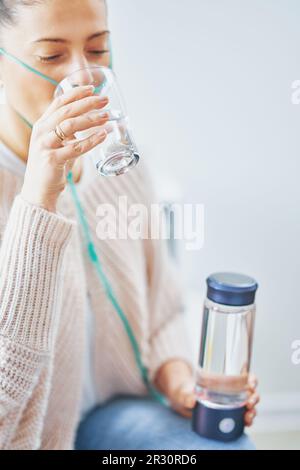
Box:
[36,50,110,63]
[89,50,110,55]
[37,54,62,63]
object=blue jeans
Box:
[75,394,256,450]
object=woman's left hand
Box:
[167,370,260,427]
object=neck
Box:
[0,103,32,163]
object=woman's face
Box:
[0,0,110,124]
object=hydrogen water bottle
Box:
[192,272,258,442]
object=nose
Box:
[68,55,95,86]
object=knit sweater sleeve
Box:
[0,193,75,448]
[138,161,196,385]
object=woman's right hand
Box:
[20,85,110,213]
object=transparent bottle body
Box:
[195,298,255,409]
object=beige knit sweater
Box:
[0,146,195,450]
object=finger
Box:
[54,128,107,164]
[102,122,114,134]
[182,391,197,409]
[248,373,258,390]
[65,158,76,176]
[246,392,260,410]
[45,111,110,149]
[46,95,109,131]
[78,122,114,138]
[170,401,193,419]
[179,408,193,419]
[176,379,195,395]
[246,380,258,396]
[42,85,96,119]
[244,409,257,427]
[174,381,197,409]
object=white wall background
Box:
[108,0,300,432]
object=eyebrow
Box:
[31,30,110,44]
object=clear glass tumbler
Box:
[54,66,140,176]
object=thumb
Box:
[65,158,76,178]
[171,379,197,410]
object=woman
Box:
[0,0,259,450]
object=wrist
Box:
[20,190,57,213]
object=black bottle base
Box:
[192,401,246,442]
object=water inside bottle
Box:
[195,369,249,409]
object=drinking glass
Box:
[54,66,140,176]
